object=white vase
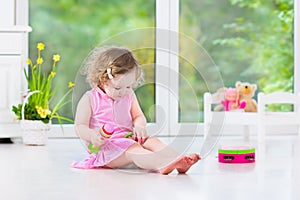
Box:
[20,120,51,145]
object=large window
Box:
[28,0,298,136]
[179,0,294,122]
[29,0,156,123]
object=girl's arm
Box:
[74,94,104,147]
[130,93,147,143]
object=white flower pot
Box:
[20,120,51,145]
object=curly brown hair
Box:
[82,46,143,88]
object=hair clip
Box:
[107,68,114,79]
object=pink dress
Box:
[71,87,136,169]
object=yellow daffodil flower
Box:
[53,54,60,62]
[50,71,56,77]
[37,43,45,51]
[26,59,32,65]
[37,57,43,65]
[36,106,51,119]
[68,81,75,88]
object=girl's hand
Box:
[133,126,148,144]
[90,130,105,148]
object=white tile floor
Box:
[1,135,300,200]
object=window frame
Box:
[295,0,300,94]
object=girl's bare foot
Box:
[159,156,190,175]
[177,154,201,174]
[159,154,200,175]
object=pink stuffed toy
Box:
[221,88,246,111]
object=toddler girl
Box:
[72,46,200,174]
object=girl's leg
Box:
[142,137,201,173]
[106,143,191,174]
[142,137,173,152]
[106,143,153,169]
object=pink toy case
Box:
[218,146,255,163]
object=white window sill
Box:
[0,123,76,138]
[0,122,298,138]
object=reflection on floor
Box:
[0,135,299,200]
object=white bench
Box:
[204,92,300,142]
[203,92,258,140]
[257,92,300,142]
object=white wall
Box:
[0,0,31,129]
